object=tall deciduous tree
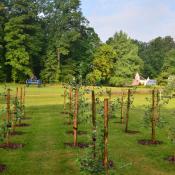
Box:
[4,0,43,82]
[136,36,175,78]
[0,0,8,81]
[107,31,143,86]
[41,0,87,82]
[86,44,116,85]
[159,49,175,84]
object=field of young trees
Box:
[0,84,175,175]
[0,0,175,174]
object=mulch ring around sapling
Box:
[165,156,175,164]
[15,123,30,127]
[64,142,90,149]
[0,164,6,173]
[138,139,163,145]
[126,130,140,135]
[66,131,87,135]
[10,131,25,136]
[0,143,24,149]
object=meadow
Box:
[0,84,175,175]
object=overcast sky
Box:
[81,0,175,42]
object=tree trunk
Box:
[103,99,109,175]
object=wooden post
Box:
[92,90,96,158]
[16,87,18,98]
[151,89,156,142]
[6,88,10,123]
[63,89,66,114]
[125,89,131,132]
[73,88,79,146]
[69,88,72,121]
[120,91,124,124]
[20,87,23,111]
[23,86,25,118]
[156,89,160,122]
[6,88,10,144]
[103,99,109,175]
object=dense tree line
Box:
[0,0,175,86]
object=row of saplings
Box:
[62,85,175,175]
[0,87,28,173]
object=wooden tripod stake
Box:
[104,99,109,175]
[73,88,78,146]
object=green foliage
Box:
[159,49,175,84]
[4,0,44,82]
[136,36,175,79]
[107,31,143,86]
[86,44,116,85]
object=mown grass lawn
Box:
[0,84,175,175]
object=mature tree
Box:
[107,31,143,86]
[158,49,175,84]
[61,26,100,84]
[4,0,43,82]
[41,0,87,82]
[137,36,175,78]
[86,44,116,84]
[0,0,8,81]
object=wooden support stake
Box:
[63,89,66,114]
[73,88,79,146]
[23,86,26,118]
[156,89,160,122]
[103,98,109,175]
[6,89,10,144]
[120,91,124,124]
[125,89,131,132]
[6,89,10,123]
[92,90,96,158]
[69,88,72,121]
[20,87,23,110]
[151,89,156,142]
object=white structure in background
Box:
[132,72,156,86]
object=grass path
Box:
[0,86,80,175]
[0,85,175,175]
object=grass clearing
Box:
[0,85,175,175]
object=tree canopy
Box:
[0,0,175,86]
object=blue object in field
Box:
[26,79,42,87]
[146,79,157,86]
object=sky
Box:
[81,0,175,42]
